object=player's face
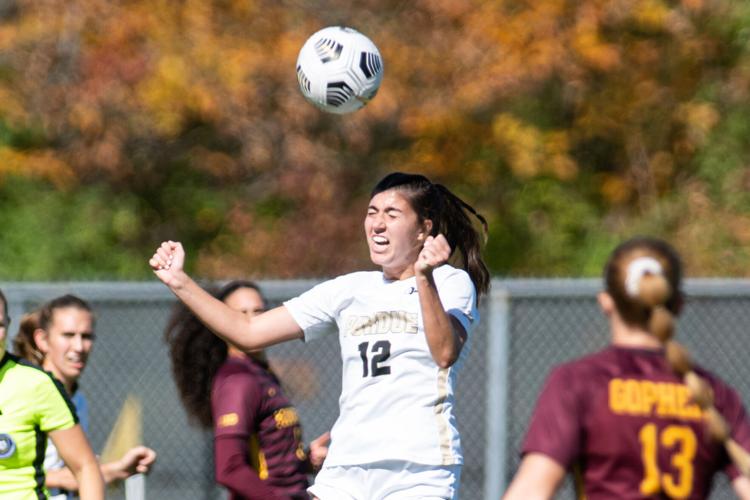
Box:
[224,287,265,318]
[39,307,95,387]
[365,189,430,280]
[0,301,7,356]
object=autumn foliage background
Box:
[1,0,749,280]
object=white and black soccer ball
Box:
[296,26,383,114]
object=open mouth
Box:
[372,235,389,246]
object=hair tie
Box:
[624,257,663,298]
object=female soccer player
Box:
[12,294,156,499]
[165,280,329,499]
[0,289,104,500]
[150,172,490,499]
[503,237,750,500]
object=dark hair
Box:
[12,311,43,365]
[38,294,95,332]
[604,237,732,444]
[604,237,682,340]
[164,280,263,429]
[371,172,490,298]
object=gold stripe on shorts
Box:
[433,367,453,464]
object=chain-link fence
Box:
[3,279,750,500]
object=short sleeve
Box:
[284,277,342,341]
[212,372,261,438]
[521,364,583,469]
[713,378,750,479]
[435,267,478,336]
[35,375,78,433]
[72,391,89,434]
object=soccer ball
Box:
[296,26,384,114]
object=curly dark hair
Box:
[164,280,263,428]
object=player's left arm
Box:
[415,234,467,368]
[502,453,566,500]
[46,445,157,489]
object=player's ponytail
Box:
[371,172,490,299]
[624,256,674,343]
[607,237,750,475]
[622,255,729,440]
[432,183,490,299]
[12,311,44,365]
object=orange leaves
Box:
[492,114,577,181]
[675,102,720,147]
[0,0,746,278]
[0,147,76,189]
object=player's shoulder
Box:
[434,264,469,279]
[549,347,619,379]
[335,270,383,284]
[2,354,70,405]
[310,270,381,291]
[2,353,56,386]
[214,356,255,379]
[433,264,473,289]
[692,364,743,404]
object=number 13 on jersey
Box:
[639,423,697,498]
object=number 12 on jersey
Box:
[358,340,391,377]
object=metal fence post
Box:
[484,285,510,500]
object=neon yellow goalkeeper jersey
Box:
[0,352,78,499]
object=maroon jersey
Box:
[212,355,310,500]
[522,346,750,500]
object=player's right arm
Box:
[149,241,303,350]
[505,364,582,500]
[502,453,565,500]
[732,476,750,499]
[48,425,104,500]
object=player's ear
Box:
[33,328,51,354]
[597,292,615,316]
[418,219,433,242]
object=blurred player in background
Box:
[503,237,750,499]
[150,172,490,499]
[164,280,329,499]
[0,289,104,500]
[12,294,156,499]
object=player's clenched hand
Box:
[149,241,186,288]
[113,446,157,479]
[120,446,156,477]
[308,431,330,472]
[415,234,451,276]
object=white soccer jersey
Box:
[284,264,478,466]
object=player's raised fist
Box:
[149,241,186,288]
[416,234,451,275]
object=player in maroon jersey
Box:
[504,237,750,500]
[164,280,329,500]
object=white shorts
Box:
[308,460,461,500]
